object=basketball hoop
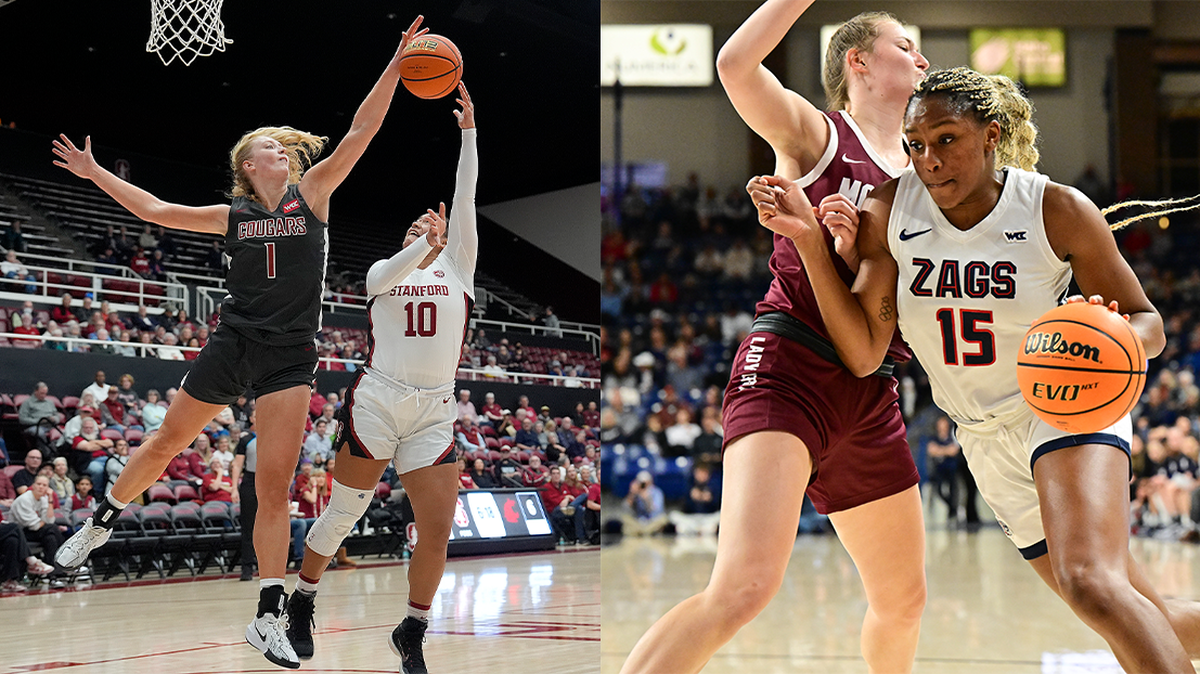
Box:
[146,0,233,66]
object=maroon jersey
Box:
[757,110,911,361]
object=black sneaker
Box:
[240,566,254,582]
[388,616,429,674]
[285,590,316,660]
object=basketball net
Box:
[146,0,232,66]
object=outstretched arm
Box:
[52,135,229,235]
[750,175,900,375]
[365,237,435,297]
[717,0,828,177]
[447,82,479,273]
[300,15,429,217]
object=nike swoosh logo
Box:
[898,228,932,241]
[256,626,268,642]
[443,397,452,404]
[841,153,867,164]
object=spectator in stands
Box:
[69,416,114,478]
[104,439,131,497]
[456,389,477,423]
[18,382,57,451]
[481,355,505,377]
[70,476,97,511]
[89,328,116,355]
[205,240,224,271]
[622,470,668,536]
[156,332,185,360]
[10,475,65,583]
[543,420,566,464]
[575,478,601,544]
[189,432,213,468]
[155,226,176,259]
[164,387,177,406]
[130,304,156,333]
[113,226,134,262]
[10,313,40,345]
[140,389,166,433]
[536,405,552,427]
[81,371,108,403]
[113,331,137,357]
[480,392,503,428]
[473,328,491,350]
[202,457,235,504]
[196,324,210,347]
[565,430,588,463]
[167,449,205,488]
[522,454,549,488]
[2,218,28,253]
[495,410,517,439]
[98,386,129,432]
[515,418,540,453]
[583,401,600,430]
[184,336,201,360]
[83,432,117,496]
[0,469,15,507]
[229,393,251,428]
[95,246,121,275]
[457,457,477,490]
[210,435,235,473]
[468,458,496,489]
[291,460,313,501]
[543,306,563,338]
[515,395,535,420]
[1,250,37,294]
[113,374,140,415]
[301,419,333,467]
[48,457,75,504]
[12,451,42,498]
[541,466,575,542]
[456,416,486,454]
[493,447,524,488]
[138,224,157,250]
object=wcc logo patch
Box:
[281,199,300,214]
[1003,230,1028,243]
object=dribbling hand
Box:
[453,82,475,130]
[51,134,98,180]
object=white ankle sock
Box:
[406,601,431,622]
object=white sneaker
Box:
[55,518,112,568]
[246,612,301,669]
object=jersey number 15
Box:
[935,308,996,366]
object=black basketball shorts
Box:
[181,325,319,405]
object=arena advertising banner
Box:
[969,28,1066,87]
[600,25,714,87]
[449,491,553,541]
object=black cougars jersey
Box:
[221,183,328,345]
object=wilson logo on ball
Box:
[1022,331,1101,363]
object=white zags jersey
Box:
[365,256,474,389]
[889,168,1072,425]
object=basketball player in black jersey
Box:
[51,15,431,670]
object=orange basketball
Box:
[398,34,463,100]
[1016,302,1146,434]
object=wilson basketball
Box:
[399,34,463,99]
[1016,302,1147,434]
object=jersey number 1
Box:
[935,308,995,366]
[405,301,437,337]
[264,242,276,280]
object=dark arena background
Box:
[0,2,600,673]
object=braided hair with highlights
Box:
[907,67,1040,172]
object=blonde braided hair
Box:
[908,67,1040,171]
[1102,194,1200,231]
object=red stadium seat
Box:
[481,425,497,438]
[12,394,29,408]
[100,428,123,442]
[148,484,177,505]
[173,484,199,502]
[125,428,143,444]
[498,437,515,448]
[3,465,22,480]
[484,437,499,449]
[61,396,80,412]
[46,396,63,411]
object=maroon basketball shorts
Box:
[721,331,917,514]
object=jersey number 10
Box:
[404,301,438,337]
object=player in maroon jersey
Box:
[620,3,930,673]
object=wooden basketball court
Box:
[602,527,1200,673]
[1,548,599,674]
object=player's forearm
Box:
[794,238,887,377]
[716,0,816,77]
[449,129,479,266]
[90,165,172,226]
[365,238,433,296]
[348,61,404,140]
[1129,310,1166,359]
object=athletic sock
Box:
[406,600,431,623]
[258,579,286,617]
[92,494,128,529]
[296,572,320,596]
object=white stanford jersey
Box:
[889,168,1071,425]
[362,128,478,390]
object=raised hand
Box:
[453,82,475,130]
[425,201,448,248]
[815,193,860,268]
[51,134,98,180]
[394,15,430,60]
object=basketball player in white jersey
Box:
[282,82,475,674]
[751,67,1200,672]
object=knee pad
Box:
[305,479,374,557]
